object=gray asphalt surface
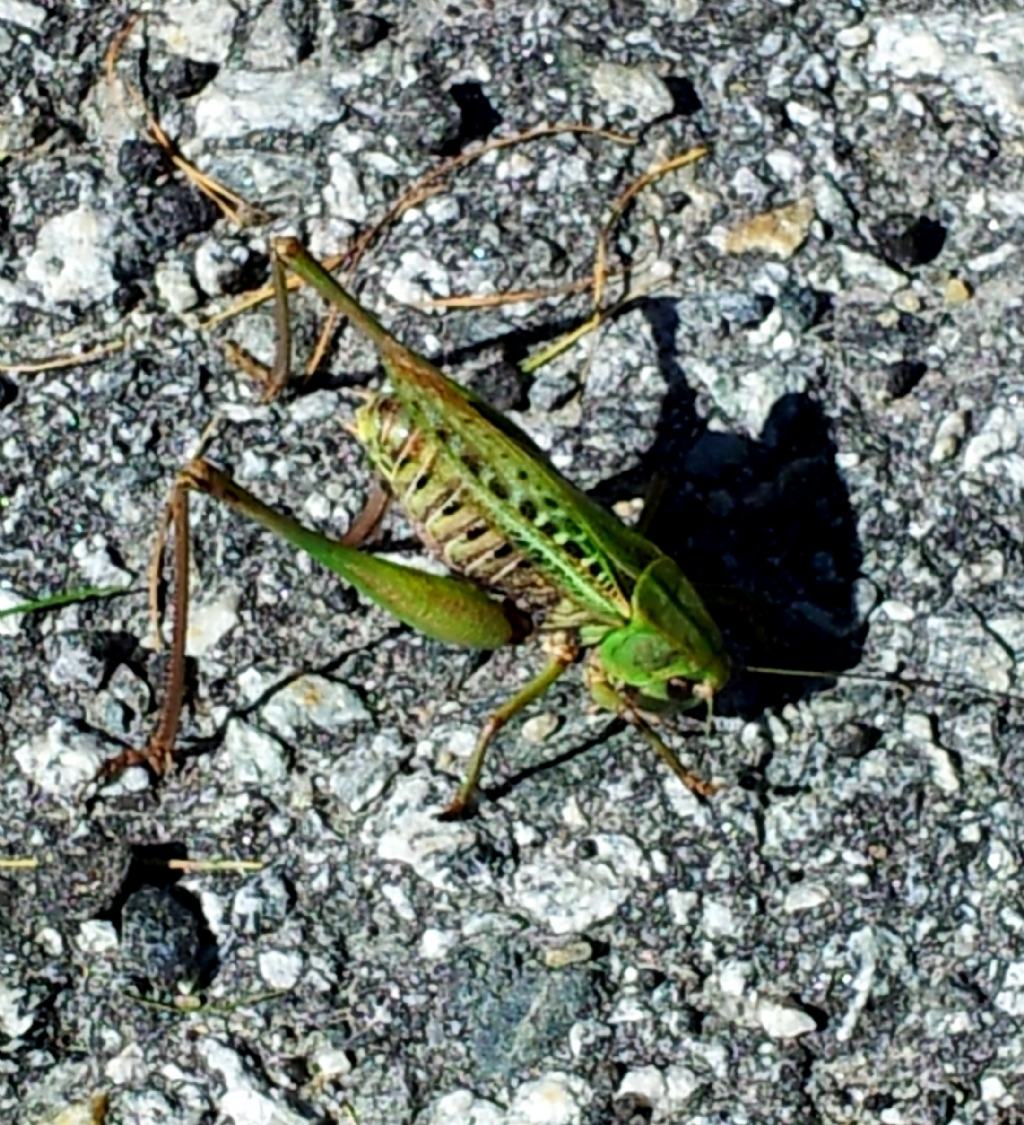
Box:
[1,2,1023,1123]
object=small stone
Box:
[943,276,972,305]
[381,882,416,922]
[76,919,119,956]
[837,926,879,1042]
[995,961,1024,1016]
[372,776,476,891]
[837,245,908,293]
[766,147,804,181]
[232,872,292,937]
[962,431,1004,474]
[925,745,961,794]
[0,984,37,1040]
[310,1046,352,1081]
[785,101,819,128]
[185,592,239,656]
[989,616,1024,658]
[867,22,946,79]
[898,91,926,116]
[24,207,118,304]
[591,61,673,122]
[0,0,47,32]
[261,674,368,738]
[783,883,830,913]
[36,927,64,956]
[647,0,700,17]
[203,1038,310,1125]
[257,949,302,989]
[287,391,339,426]
[507,1072,588,1125]
[670,891,702,927]
[967,243,1016,273]
[836,23,870,48]
[718,958,751,996]
[153,0,238,62]
[221,719,288,785]
[419,928,458,960]
[929,410,968,464]
[154,262,199,314]
[328,732,404,813]
[14,721,107,793]
[756,998,817,1039]
[961,405,1023,476]
[981,1074,1008,1102]
[324,152,368,222]
[512,835,648,935]
[86,663,150,737]
[616,1065,665,1107]
[71,536,131,587]
[543,940,594,969]
[723,199,814,258]
[383,250,451,306]
[902,712,933,742]
[423,1091,505,1125]
[0,587,25,637]
[879,599,916,623]
[701,898,738,938]
[521,713,560,744]
[900,717,963,797]
[892,288,921,314]
[193,68,342,140]
[193,239,258,299]
[663,1065,700,1112]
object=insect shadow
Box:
[591,296,865,721]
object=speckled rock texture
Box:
[1,2,1023,1123]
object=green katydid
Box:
[120,237,730,817]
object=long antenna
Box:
[742,664,1024,706]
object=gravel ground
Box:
[2,2,1023,1123]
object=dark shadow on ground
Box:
[589,297,865,719]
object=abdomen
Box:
[354,394,570,623]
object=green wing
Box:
[380,337,663,626]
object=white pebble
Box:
[221,719,288,785]
[185,592,239,657]
[512,835,648,935]
[0,587,25,637]
[24,207,118,304]
[783,883,830,913]
[14,720,106,793]
[422,1090,504,1125]
[76,919,119,955]
[261,674,368,737]
[756,998,817,1039]
[507,1072,588,1125]
[591,61,673,121]
[257,949,302,990]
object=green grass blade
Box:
[0,583,135,620]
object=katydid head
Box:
[596,556,730,712]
